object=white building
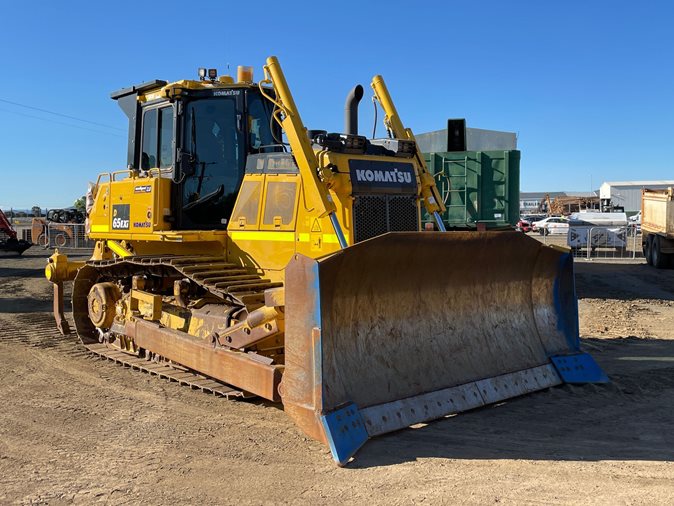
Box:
[600,180,674,214]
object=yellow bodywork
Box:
[81,57,433,284]
[87,169,228,259]
[47,55,437,346]
[84,150,421,283]
[58,57,428,368]
[44,55,596,467]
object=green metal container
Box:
[422,150,520,229]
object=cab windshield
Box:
[181,97,244,228]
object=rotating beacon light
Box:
[237,65,253,83]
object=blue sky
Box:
[1,1,673,209]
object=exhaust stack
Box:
[344,85,364,135]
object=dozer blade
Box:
[281,231,607,465]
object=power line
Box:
[0,107,125,138]
[0,97,124,131]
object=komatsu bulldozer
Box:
[45,57,607,465]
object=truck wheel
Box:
[652,235,668,269]
[644,235,653,265]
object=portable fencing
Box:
[45,223,94,249]
[534,224,642,261]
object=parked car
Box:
[522,214,547,224]
[516,219,532,233]
[629,211,641,224]
[532,216,569,235]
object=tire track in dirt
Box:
[2,252,674,504]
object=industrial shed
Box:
[600,180,674,213]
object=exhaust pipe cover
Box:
[344,85,364,135]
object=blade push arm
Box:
[370,76,447,230]
[260,57,347,247]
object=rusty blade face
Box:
[282,231,578,445]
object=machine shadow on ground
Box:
[0,297,52,313]
[353,259,674,468]
[574,261,674,301]
[0,267,45,278]
[352,337,674,468]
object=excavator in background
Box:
[0,209,32,255]
[45,57,607,465]
[537,193,553,215]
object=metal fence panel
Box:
[45,223,94,249]
[532,224,642,261]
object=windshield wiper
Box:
[190,106,197,157]
[183,184,225,211]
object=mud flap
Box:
[281,231,606,465]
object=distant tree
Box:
[73,196,86,213]
[31,206,41,217]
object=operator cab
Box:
[111,70,281,231]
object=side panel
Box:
[227,170,348,281]
[227,172,302,281]
[89,176,172,238]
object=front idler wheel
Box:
[87,282,122,330]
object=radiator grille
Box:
[353,195,418,243]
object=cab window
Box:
[247,92,280,152]
[141,106,174,170]
[159,107,173,168]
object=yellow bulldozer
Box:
[45,57,607,465]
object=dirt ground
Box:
[1,249,674,505]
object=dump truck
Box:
[642,187,674,268]
[45,57,606,465]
